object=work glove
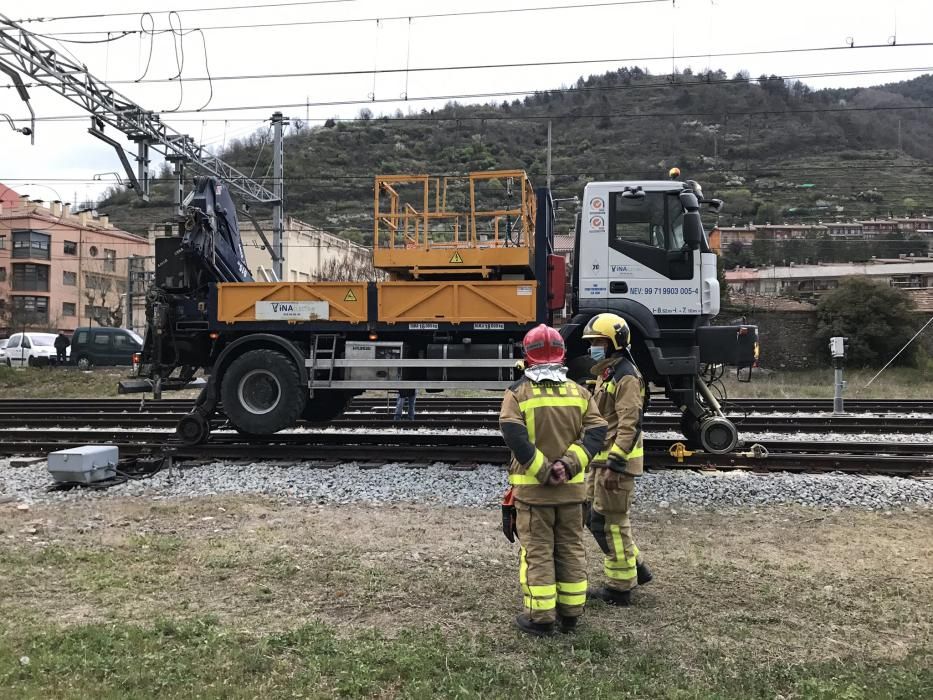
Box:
[501,486,517,543]
[606,453,628,474]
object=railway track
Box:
[2,397,933,415]
[1,429,931,475]
[1,412,931,434]
[2,398,931,477]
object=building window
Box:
[12,230,51,260]
[0,235,5,249]
[0,266,5,282]
[63,270,77,286]
[12,295,49,324]
[12,263,50,292]
[104,248,117,272]
[63,302,76,316]
[64,240,78,255]
[88,245,98,257]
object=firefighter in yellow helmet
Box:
[500,324,608,635]
[582,313,653,605]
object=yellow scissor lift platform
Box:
[373,170,536,279]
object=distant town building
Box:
[0,185,151,335]
[724,260,933,300]
[719,216,933,251]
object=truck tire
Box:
[76,355,93,370]
[220,348,306,435]
[301,390,352,423]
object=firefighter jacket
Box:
[499,377,608,506]
[591,354,645,476]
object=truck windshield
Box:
[611,192,685,252]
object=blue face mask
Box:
[589,346,606,361]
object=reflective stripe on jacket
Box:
[499,376,607,505]
[591,355,645,476]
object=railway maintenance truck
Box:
[125,170,757,452]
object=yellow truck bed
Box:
[215,280,537,325]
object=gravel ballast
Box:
[1,458,930,510]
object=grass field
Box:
[0,366,201,400]
[719,366,933,400]
[0,497,929,698]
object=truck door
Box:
[605,190,702,316]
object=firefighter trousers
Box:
[586,468,641,592]
[515,501,587,624]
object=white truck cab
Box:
[562,178,758,454]
[578,180,720,319]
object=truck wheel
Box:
[301,390,352,422]
[221,348,306,435]
[76,355,92,370]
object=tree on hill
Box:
[96,67,933,240]
[815,278,918,367]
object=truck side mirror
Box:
[683,213,703,250]
[704,198,724,214]
[679,191,702,250]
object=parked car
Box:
[70,327,144,369]
[3,332,70,367]
[0,338,8,362]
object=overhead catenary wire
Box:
[7,42,933,87]
[31,1,673,36]
[13,0,366,23]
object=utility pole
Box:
[272,111,288,281]
[126,254,135,332]
[546,120,553,190]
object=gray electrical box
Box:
[344,341,404,381]
[47,445,118,484]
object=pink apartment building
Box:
[0,183,150,335]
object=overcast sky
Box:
[2,0,932,204]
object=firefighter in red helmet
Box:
[499,324,607,635]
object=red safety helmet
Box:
[522,324,566,366]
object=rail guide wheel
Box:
[177,412,211,446]
[698,416,739,454]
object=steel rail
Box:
[0,413,930,433]
[1,431,931,474]
[2,397,933,414]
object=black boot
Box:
[558,616,579,634]
[637,561,653,585]
[515,613,555,637]
[588,586,632,606]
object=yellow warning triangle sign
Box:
[449,251,464,264]
[343,289,357,302]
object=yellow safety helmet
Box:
[581,313,631,351]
